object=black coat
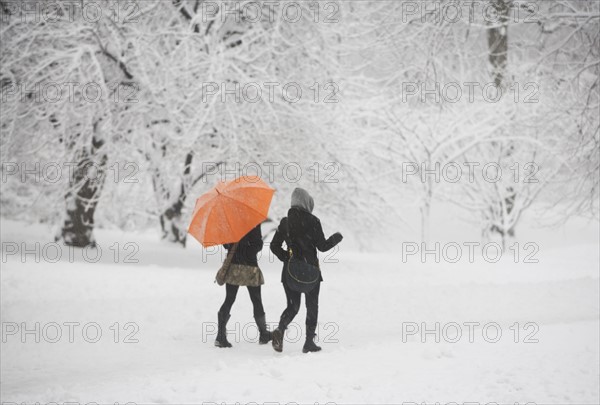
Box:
[270,207,342,283]
[224,224,262,267]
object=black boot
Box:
[255,313,272,344]
[272,328,284,352]
[215,311,232,348]
[302,327,321,353]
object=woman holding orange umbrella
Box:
[188,176,275,348]
[216,224,271,347]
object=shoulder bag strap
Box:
[223,242,239,269]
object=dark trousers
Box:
[278,281,321,338]
[219,283,265,318]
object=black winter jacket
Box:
[224,224,262,267]
[270,207,342,283]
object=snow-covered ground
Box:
[1,218,599,404]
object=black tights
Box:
[219,283,265,318]
[278,282,320,338]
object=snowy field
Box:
[1,217,599,404]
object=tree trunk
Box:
[57,126,107,247]
[420,203,430,244]
[157,152,193,247]
[487,0,510,87]
[420,178,432,243]
[487,0,517,242]
[159,183,188,247]
[154,144,223,247]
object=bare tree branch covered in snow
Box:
[0,0,598,249]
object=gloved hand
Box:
[331,232,343,244]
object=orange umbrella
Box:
[188,176,275,247]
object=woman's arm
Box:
[315,218,343,252]
[270,218,289,262]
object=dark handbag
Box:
[215,243,238,286]
[285,250,320,293]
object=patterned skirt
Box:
[224,264,265,287]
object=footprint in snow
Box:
[268,367,283,378]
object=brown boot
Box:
[272,328,283,352]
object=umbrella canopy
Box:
[188,176,275,247]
